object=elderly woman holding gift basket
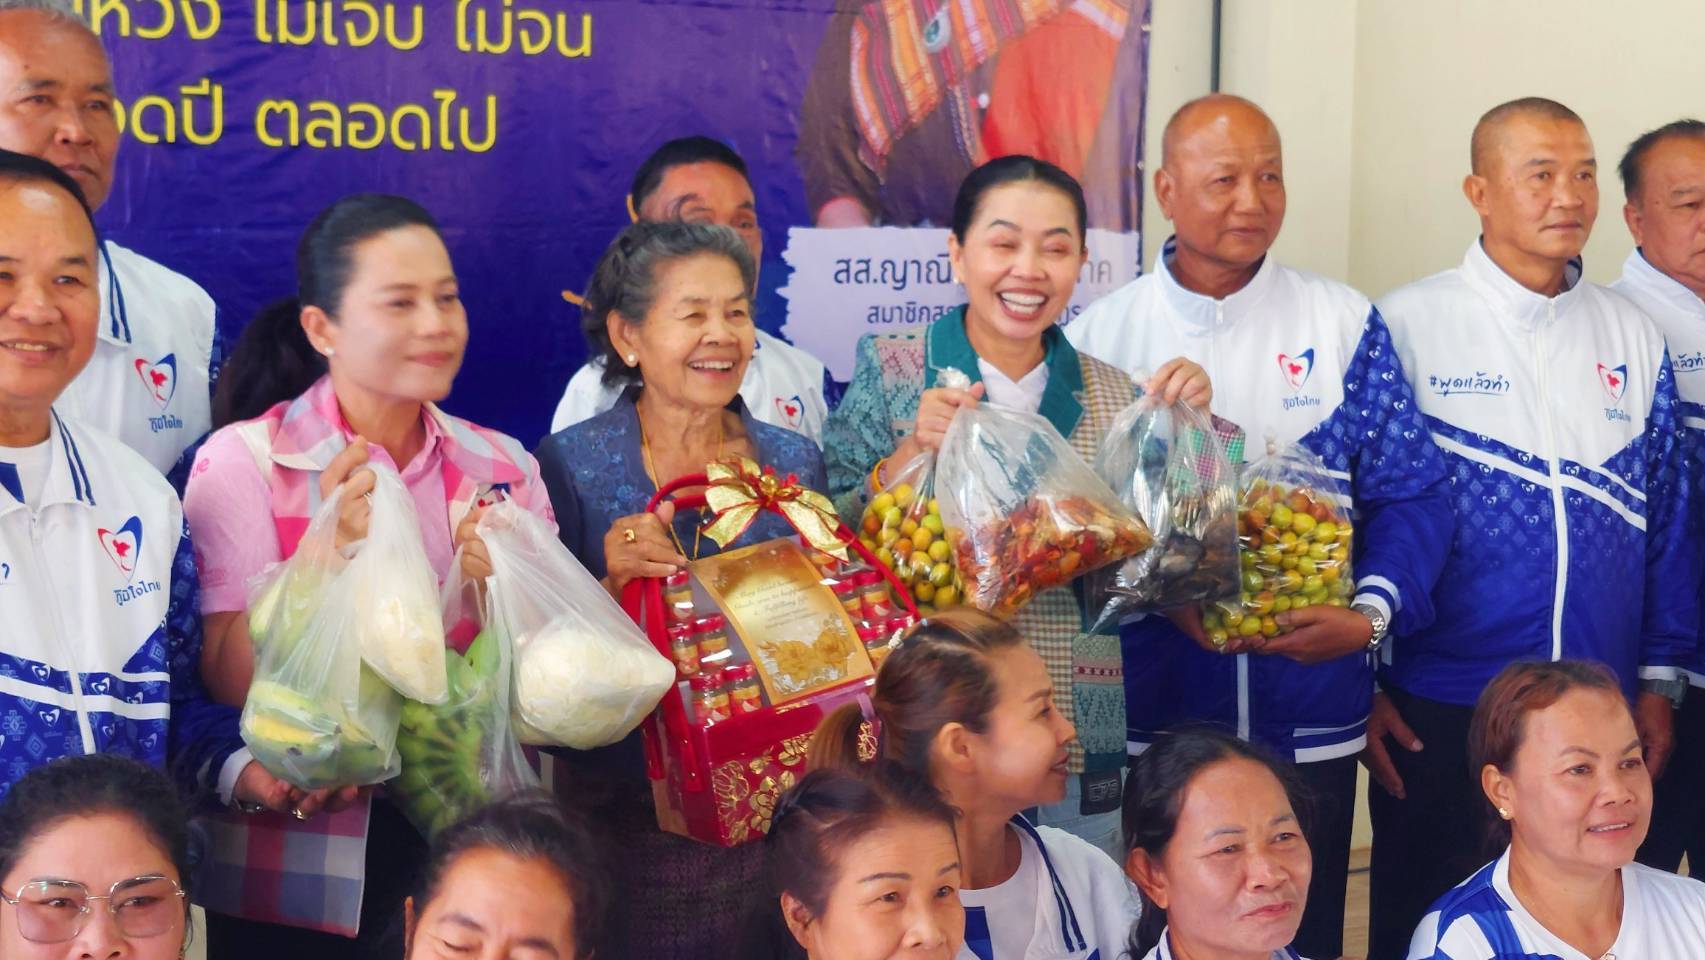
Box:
[822,155,1212,856]
[534,220,827,960]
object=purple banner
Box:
[88,0,1149,443]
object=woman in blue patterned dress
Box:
[534,221,825,960]
[821,155,1210,855]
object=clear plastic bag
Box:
[855,450,964,614]
[478,500,676,748]
[1202,438,1356,647]
[242,480,406,789]
[392,566,539,837]
[1090,387,1242,630]
[347,465,450,704]
[934,368,1153,617]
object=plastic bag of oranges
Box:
[1201,440,1355,648]
[857,451,964,615]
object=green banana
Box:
[391,630,512,837]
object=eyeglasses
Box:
[0,875,185,943]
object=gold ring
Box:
[623,528,638,543]
[290,807,308,821]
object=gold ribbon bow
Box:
[703,455,848,560]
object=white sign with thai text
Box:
[778,227,1142,381]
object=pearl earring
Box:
[626,354,637,365]
[322,347,335,358]
[1497,807,1511,820]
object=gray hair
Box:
[0,0,99,42]
[580,220,758,388]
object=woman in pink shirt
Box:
[182,194,553,960]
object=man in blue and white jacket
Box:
[0,2,218,485]
[0,150,256,811]
[1612,118,1705,875]
[1367,98,1698,960]
[1066,94,1454,960]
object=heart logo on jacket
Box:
[1277,349,1316,392]
[1597,362,1628,403]
[774,395,804,428]
[38,708,58,726]
[97,516,144,578]
[134,354,178,408]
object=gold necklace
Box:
[638,407,725,561]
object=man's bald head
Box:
[1470,97,1585,176]
[1463,97,1597,289]
[1153,94,1286,288]
[1161,94,1281,171]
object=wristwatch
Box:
[1642,677,1688,709]
[1352,602,1389,653]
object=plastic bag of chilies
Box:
[934,368,1152,618]
[1089,384,1245,632]
[1202,437,1356,648]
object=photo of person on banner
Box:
[799,0,1149,231]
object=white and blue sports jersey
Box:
[1409,848,1705,959]
[0,413,241,798]
[1143,928,1308,960]
[56,240,217,480]
[1376,242,1697,706]
[1067,239,1453,762]
[958,816,1140,960]
[1611,248,1705,688]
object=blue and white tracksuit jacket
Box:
[0,412,242,800]
[1374,241,1698,706]
[1066,241,1454,762]
[1612,248,1705,690]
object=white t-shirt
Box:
[977,357,1048,415]
[1409,849,1705,959]
[0,439,53,508]
[959,832,1041,959]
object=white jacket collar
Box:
[1620,247,1705,320]
[1459,238,1584,333]
[1157,236,1280,334]
[1008,815,1090,955]
[96,240,136,347]
[0,412,98,517]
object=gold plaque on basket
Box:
[690,539,874,704]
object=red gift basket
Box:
[621,461,918,846]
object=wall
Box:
[1348,0,1705,296]
[1148,0,1705,294]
